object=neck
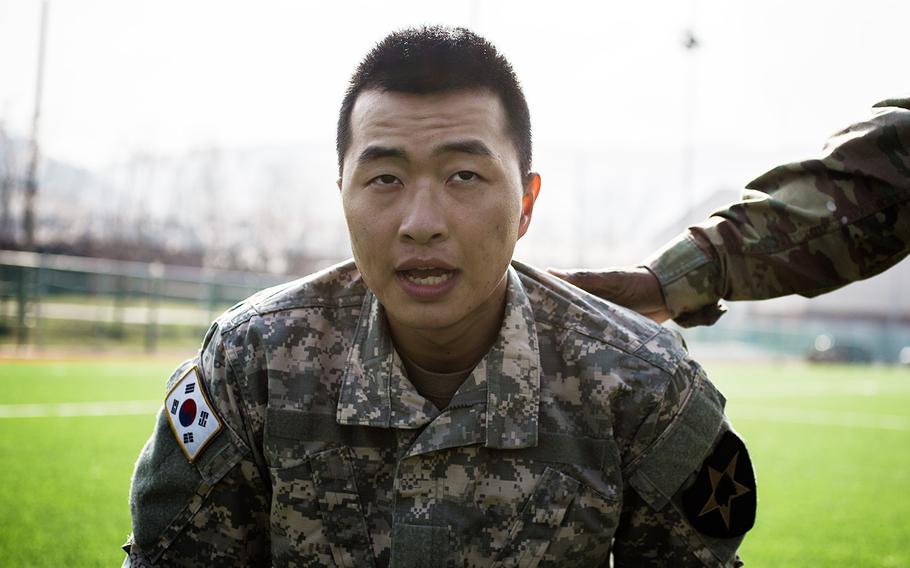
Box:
[387,274,508,373]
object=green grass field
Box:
[0,359,908,566]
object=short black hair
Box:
[336,26,532,181]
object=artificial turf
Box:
[0,359,907,566]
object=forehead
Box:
[347,89,511,157]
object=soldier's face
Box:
[340,89,539,334]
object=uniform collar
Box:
[336,265,541,451]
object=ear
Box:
[336,178,343,192]
[517,173,541,240]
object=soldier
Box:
[123,26,756,567]
[550,97,910,327]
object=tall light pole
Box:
[23,0,49,250]
[681,27,699,216]
[681,0,700,217]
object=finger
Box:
[640,309,671,324]
[546,267,570,280]
[546,268,595,289]
[548,267,668,321]
[550,267,632,297]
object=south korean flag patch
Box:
[164,366,223,462]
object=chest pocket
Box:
[270,446,376,568]
[492,437,622,568]
[492,467,581,568]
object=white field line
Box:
[0,400,160,418]
[732,405,910,431]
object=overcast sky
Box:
[1,0,908,263]
[2,0,907,165]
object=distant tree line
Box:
[0,128,333,277]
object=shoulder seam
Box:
[254,298,364,316]
[219,298,364,335]
[218,303,259,335]
[545,320,681,376]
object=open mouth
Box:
[399,267,457,286]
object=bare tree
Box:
[122,150,158,247]
[196,146,225,269]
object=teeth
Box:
[404,271,453,286]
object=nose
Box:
[398,183,448,245]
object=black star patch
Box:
[682,430,756,538]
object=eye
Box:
[449,171,479,183]
[369,174,401,186]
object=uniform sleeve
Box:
[613,358,753,567]
[646,97,910,327]
[122,323,271,567]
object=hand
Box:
[546,266,670,323]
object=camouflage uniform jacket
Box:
[123,260,751,567]
[647,97,910,326]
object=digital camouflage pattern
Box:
[123,261,751,567]
[648,97,910,327]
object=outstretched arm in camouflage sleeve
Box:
[551,97,910,327]
[613,358,755,567]
[122,324,271,567]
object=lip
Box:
[394,257,458,271]
[395,269,460,300]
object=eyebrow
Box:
[356,139,495,164]
[356,145,406,163]
[432,140,495,159]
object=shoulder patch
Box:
[682,430,757,538]
[164,366,223,462]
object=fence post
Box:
[207,280,220,322]
[112,273,126,340]
[34,254,47,351]
[145,263,163,353]
[16,265,29,348]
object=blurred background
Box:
[1,0,909,361]
[0,1,908,566]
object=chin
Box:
[387,302,462,331]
